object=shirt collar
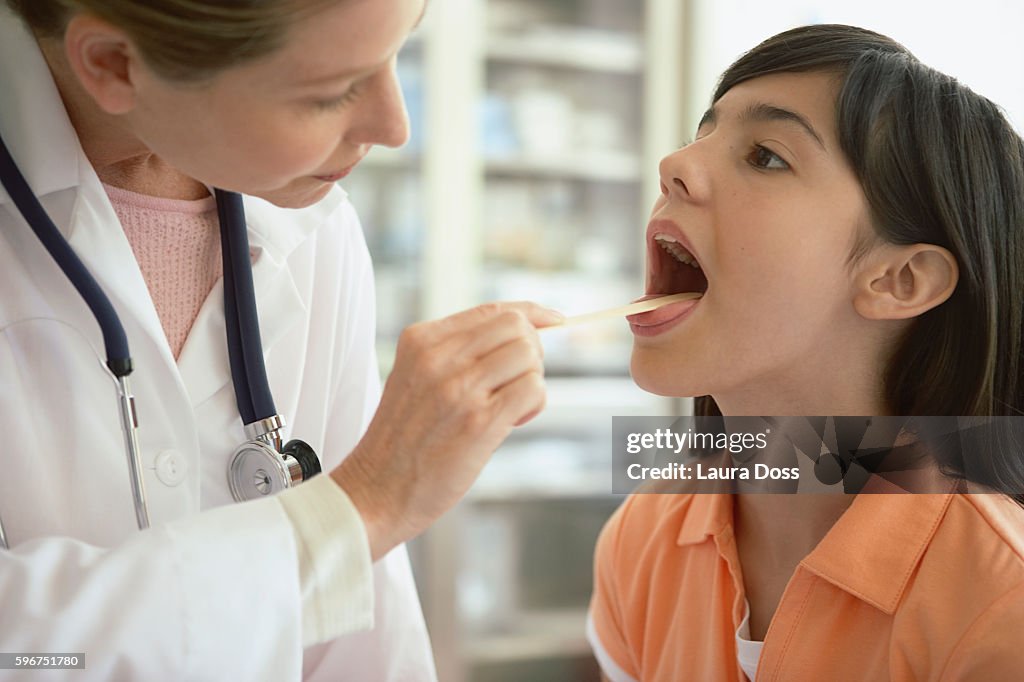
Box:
[801,487,953,614]
[241,186,348,263]
[674,485,955,614]
[676,493,735,546]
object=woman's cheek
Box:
[249,138,332,183]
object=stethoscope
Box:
[0,131,321,550]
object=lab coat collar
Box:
[0,7,83,206]
[176,190,350,411]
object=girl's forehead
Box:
[712,71,842,147]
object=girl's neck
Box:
[713,365,891,417]
[734,493,855,565]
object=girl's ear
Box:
[853,243,958,320]
[62,14,141,115]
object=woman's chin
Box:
[253,179,335,209]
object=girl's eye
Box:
[315,81,366,111]
[748,144,790,171]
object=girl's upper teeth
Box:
[654,234,700,268]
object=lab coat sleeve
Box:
[277,471,374,645]
[0,494,369,681]
[301,205,438,681]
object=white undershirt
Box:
[736,599,765,681]
[587,598,765,682]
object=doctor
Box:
[0,0,558,679]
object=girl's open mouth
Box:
[629,232,709,335]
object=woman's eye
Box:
[748,145,790,171]
[315,81,365,111]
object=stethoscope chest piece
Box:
[229,440,303,500]
[228,416,322,502]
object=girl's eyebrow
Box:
[699,102,827,152]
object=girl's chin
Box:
[630,357,702,398]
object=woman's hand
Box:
[331,302,562,560]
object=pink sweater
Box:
[104,183,222,359]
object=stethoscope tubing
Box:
[216,189,278,425]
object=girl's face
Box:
[122,0,424,208]
[631,71,880,413]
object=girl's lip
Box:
[628,297,701,337]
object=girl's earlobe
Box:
[853,244,958,321]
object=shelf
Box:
[485,153,641,183]
[466,608,592,663]
[467,472,616,502]
[486,32,643,75]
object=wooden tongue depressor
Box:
[544,292,702,330]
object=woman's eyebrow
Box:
[698,102,827,151]
[295,1,429,87]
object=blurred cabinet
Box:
[348,1,689,680]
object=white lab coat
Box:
[0,8,436,681]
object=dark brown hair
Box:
[694,25,1024,500]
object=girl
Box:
[0,1,558,679]
[588,24,1024,681]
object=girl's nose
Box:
[658,144,709,203]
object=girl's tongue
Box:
[627,297,701,326]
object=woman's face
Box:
[631,71,876,411]
[123,0,424,208]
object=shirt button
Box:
[155,450,187,487]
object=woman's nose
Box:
[349,64,411,149]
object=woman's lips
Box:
[314,162,359,182]
[628,297,700,336]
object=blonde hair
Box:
[6,0,339,81]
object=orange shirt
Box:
[588,491,1024,681]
